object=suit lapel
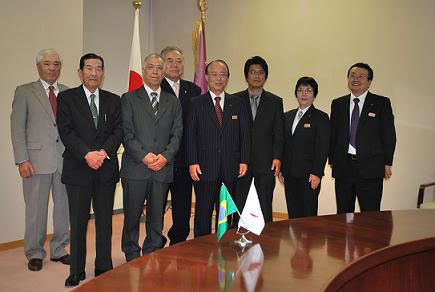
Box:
[156,92,170,121]
[136,86,156,118]
[203,92,221,129]
[287,109,297,136]
[32,81,56,123]
[293,105,315,135]
[222,93,234,129]
[77,85,97,130]
[254,90,269,124]
[161,78,176,96]
[342,94,351,137]
[96,90,107,135]
[357,92,375,132]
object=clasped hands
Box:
[85,149,108,170]
[142,152,167,171]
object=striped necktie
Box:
[150,92,158,116]
[90,93,98,128]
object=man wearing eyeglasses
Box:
[233,56,284,224]
[329,63,396,213]
[186,60,251,237]
[160,46,201,246]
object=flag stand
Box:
[234,210,252,248]
[234,232,252,249]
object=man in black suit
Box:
[279,77,330,218]
[186,60,251,237]
[234,56,283,223]
[160,46,201,245]
[329,63,396,213]
[57,53,123,287]
[120,53,182,260]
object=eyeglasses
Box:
[297,88,313,94]
[348,74,368,81]
[248,70,265,76]
[209,72,228,79]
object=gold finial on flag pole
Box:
[198,0,207,22]
[132,1,142,9]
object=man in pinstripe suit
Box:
[186,60,251,238]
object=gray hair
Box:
[160,46,183,58]
[36,48,62,64]
[143,53,165,67]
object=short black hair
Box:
[205,59,230,78]
[244,56,269,79]
[295,76,318,97]
[79,53,104,70]
[347,62,373,80]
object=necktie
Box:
[297,109,303,120]
[215,96,223,127]
[151,92,158,116]
[173,82,179,97]
[250,96,259,120]
[48,86,57,117]
[90,93,98,128]
[350,98,360,148]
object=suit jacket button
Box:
[56,139,59,143]
[54,124,57,127]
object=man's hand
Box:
[308,174,321,190]
[238,163,248,178]
[384,165,393,179]
[18,160,35,178]
[271,159,281,177]
[147,154,168,171]
[189,164,202,181]
[278,172,284,184]
[84,151,106,170]
[99,149,108,160]
[142,152,158,166]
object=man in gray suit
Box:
[10,48,70,271]
[120,53,182,261]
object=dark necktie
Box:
[150,92,158,116]
[90,93,98,128]
[250,95,259,120]
[350,98,360,148]
[215,96,223,127]
[48,86,57,117]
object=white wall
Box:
[150,0,435,214]
[0,1,83,244]
[2,0,435,244]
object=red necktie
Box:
[48,86,57,117]
[215,96,223,127]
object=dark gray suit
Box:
[120,86,182,259]
[11,80,69,261]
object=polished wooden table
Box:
[73,210,435,291]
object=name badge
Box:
[368,112,376,117]
[304,123,311,128]
[232,115,238,120]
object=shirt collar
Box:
[248,88,263,99]
[82,85,99,99]
[298,105,311,115]
[350,90,368,104]
[143,83,161,99]
[209,90,225,101]
[165,77,180,88]
[40,79,58,91]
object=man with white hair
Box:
[11,48,70,271]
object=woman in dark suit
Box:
[279,77,330,218]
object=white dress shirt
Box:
[40,79,59,98]
[209,91,225,109]
[291,105,311,134]
[82,85,100,114]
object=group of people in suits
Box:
[10,46,396,288]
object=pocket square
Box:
[368,112,376,117]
